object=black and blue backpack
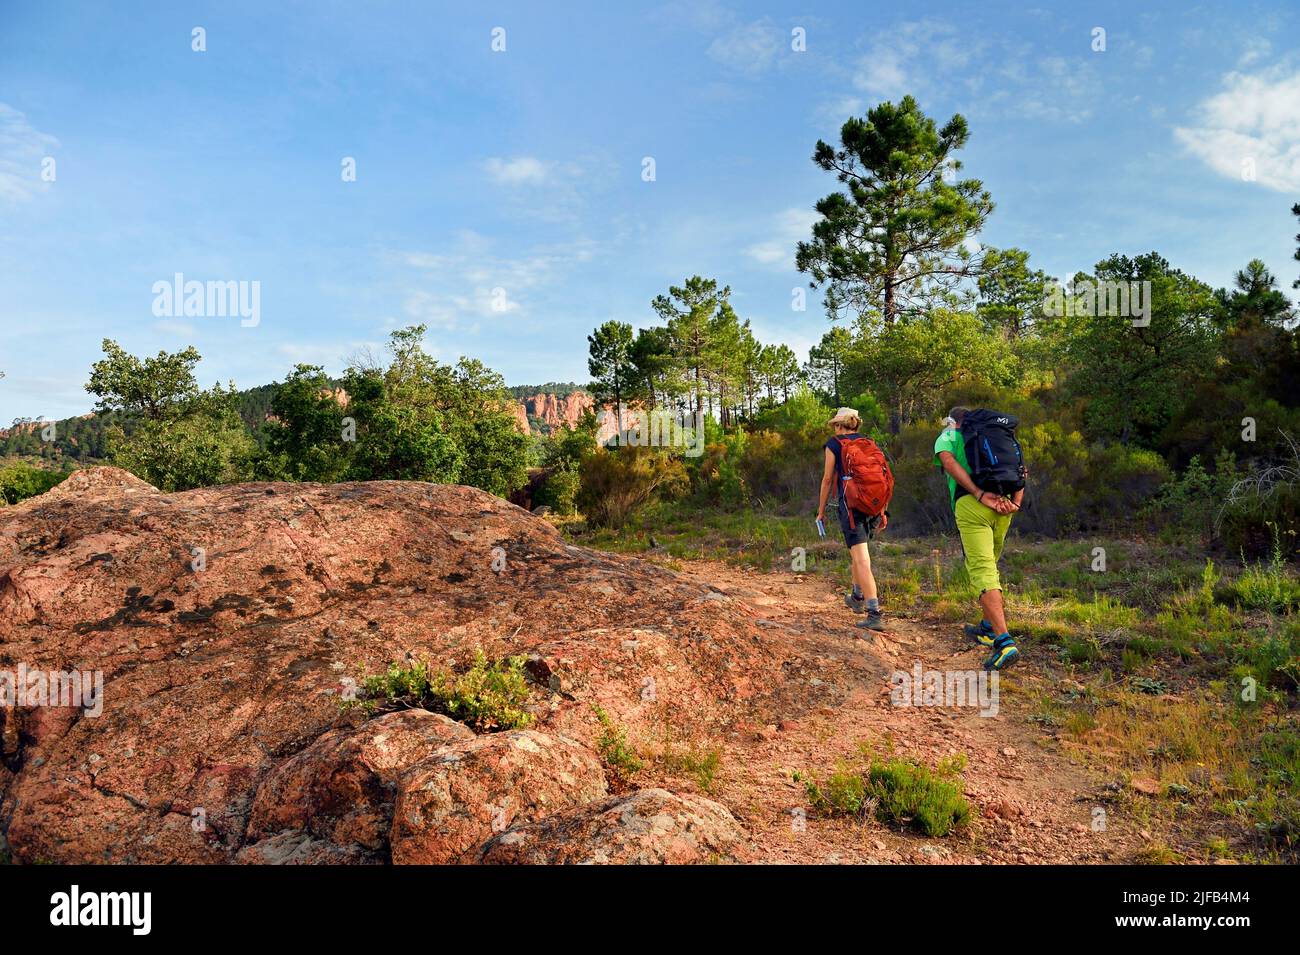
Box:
[959,409,1026,498]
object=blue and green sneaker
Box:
[983,635,1020,672]
[963,619,996,647]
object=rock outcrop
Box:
[390,729,607,864]
[479,788,746,864]
[517,392,595,432]
[510,390,641,446]
[245,710,475,858]
[0,467,779,863]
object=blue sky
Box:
[2,0,1299,421]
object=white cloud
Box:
[815,95,864,126]
[395,233,596,330]
[850,19,978,100]
[824,22,1108,126]
[1175,66,1300,192]
[707,19,782,75]
[1238,37,1271,68]
[1011,56,1100,124]
[483,156,551,185]
[745,207,819,270]
[0,104,59,204]
[853,50,909,98]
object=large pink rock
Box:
[390,730,607,864]
[246,710,474,855]
[0,467,783,863]
[479,788,747,865]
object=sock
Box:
[852,585,863,599]
[866,598,880,612]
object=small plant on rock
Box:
[592,704,644,781]
[345,649,534,731]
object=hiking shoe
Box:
[983,636,1020,672]
[844,592,865,614]
[964,619,996,647]
[856,610,885,632]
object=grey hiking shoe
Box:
[844,592,865,613]
[856,610,885,632]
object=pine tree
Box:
[797,96,994,324]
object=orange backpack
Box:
[838,436,894,526]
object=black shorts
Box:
[834,498,875,548]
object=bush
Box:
[348,650,534,731]
[1150,452,1239,538]
[577,445,688,528]
[659,743,723,793]
[533,465,581,515]
[799,753,972,837]
[1220,538,1300,613]
[867,755,972,837]
[0,463,69,504]
[109,407,256,492]
[799,764,871,816]
[1218,443,1300,558]
[592,705,644,781]
[1090,443,1171,521]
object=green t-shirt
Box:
[933,428,968,511]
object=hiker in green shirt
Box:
[933,407,1023,671]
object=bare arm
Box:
[938,450,984,500]
[816,448,835,520]
[939,450,1021,513]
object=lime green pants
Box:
[955,494,1012,593]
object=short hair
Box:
[838,413,861,431]
[948,406,969,424]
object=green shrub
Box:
[592,705,643,781]
[1218,446,1300,559]
[1239,624,1300,694]
[348,650,534,731]
[0,463,69,504]
[1220,537,1300,612]
[1150,451,1239,538]
[534,465,581,515]
[867,755,972,837]
[799,753,972,837]
[110,405,257,492]
[660,743,723,793]
[798,764,870,816]
[577,445,688,528]
[717,429,749,506]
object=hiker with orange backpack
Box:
[816,407,894,633]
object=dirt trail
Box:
[668,560,1148,864]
